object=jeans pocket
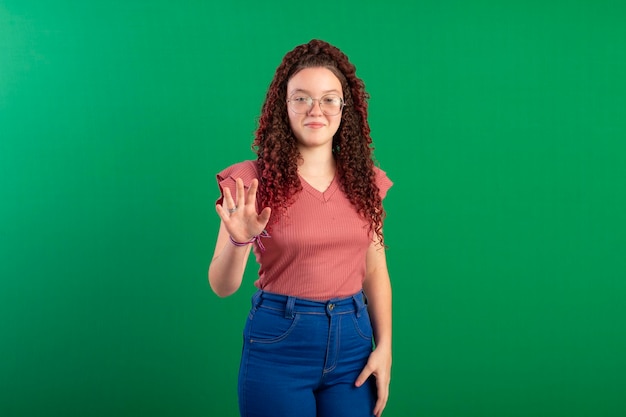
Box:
[245,307,300,344]
[351,307,374,341]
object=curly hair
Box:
[253,39,386,245]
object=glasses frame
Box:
[286,94,346,116]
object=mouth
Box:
[305,123,325,129]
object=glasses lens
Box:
[320,95,343,115]
[288,94,344,115]
[288,95,311,114]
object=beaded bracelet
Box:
[229,230,271,252]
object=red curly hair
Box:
[253,39,386,245]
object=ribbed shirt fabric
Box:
[216,160,393,301]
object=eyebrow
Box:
[289,88,342,95]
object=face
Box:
[286,67,344,150]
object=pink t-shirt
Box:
[216,160,393,301]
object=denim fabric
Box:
[238,290,376,417]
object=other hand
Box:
[355,346,391,417]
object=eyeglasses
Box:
[287,94,345,116]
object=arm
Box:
[356,236,392,417]
[208,221,253,297]
[208,178,271,297]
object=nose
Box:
[307,99,324,116]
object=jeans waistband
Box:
[251,290,367,318]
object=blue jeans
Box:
[238,290,376,417]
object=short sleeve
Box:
[374,166,393,200]
[215,160,259,205]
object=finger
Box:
[373,379,389,417]
[234,178,245,207]
[246,178,259,207]
[216,201,237,222]
[354,366,372,387]
[215,203,227,220]
[373,392,387,417]
[258,207,271,225]
[373,397,388,417]
[222,186,236,211]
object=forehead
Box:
[287,67,343,95]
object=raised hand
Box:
[215,178,271,243]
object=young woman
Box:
[209,39,392,417]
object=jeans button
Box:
[328,303,335,311]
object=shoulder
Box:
[373,166,393,199]
[215,160,259,204]
[217,160,258,184]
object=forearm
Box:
[208,223,252,297]
[363,271,392,350]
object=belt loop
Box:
[251,290,263,312]
[353,291,365,317]
[285,296,296,319]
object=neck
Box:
[297,147,336,177]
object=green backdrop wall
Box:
[1,1,625,416]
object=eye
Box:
[322,95,342,105]
[292,95,310,103]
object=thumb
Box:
[355,365,372,387]
[258,207,272,224]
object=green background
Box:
[1,1,625,416]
